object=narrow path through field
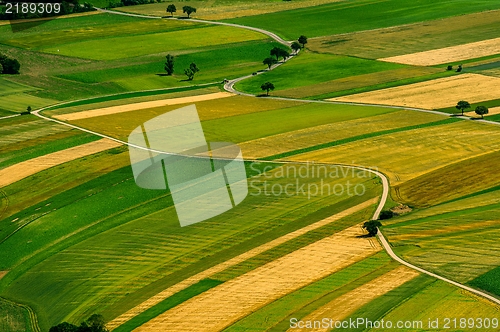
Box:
[0,114,20,120]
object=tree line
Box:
[49,314,108,332]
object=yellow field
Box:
[380,37,500,66]
[0,138,121,187]
[286,121,500,186]
[239,110,445,159]
[54,92,234,121]
[330,74,500,109]
[290,266,419,332]
[134,224,380,332]
[107,198,378,330]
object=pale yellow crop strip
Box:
[0,138,122,188]
[134,223,381,331]
[54,92,234,121]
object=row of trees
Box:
[49,314,108,332]
[259,36,307,95]
[166,4,197,18]
[456,100,489,118]
[164,54,199,80]
[0,54,20,74]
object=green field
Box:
[3,1,500,331]
[235,51,407,95]
[226,0,500,39]
[308,10,500,59]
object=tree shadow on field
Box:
[256,94,270,97]
[156,73,170,77]
[356,234,375,239]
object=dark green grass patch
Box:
[261,117,460,160]
[235,52,406,95]
[57,40,281,90]
[468,266,500,297]
[339,275,436,332]
[225,0,500,39]
[0,132,100,169]
[113,279,223,332]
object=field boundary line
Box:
[0,114,20,120]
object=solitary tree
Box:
[263,57,277,69]
[184,62,199,80]
[26,106,32,113]
[261,82,275,96]
[164,54,174,75]
[166,4,176,16]
[0,54,20,74]
[475,105,489,119]
[291,41,301,54]
[298,35,308,48]
[363,220,382,237]
[455,100,471,116]
[183,5,196,18]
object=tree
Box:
[0,54,20,74]
[49,322,78,332]
[164,54,174,75]
[183,5,196,18]
[166,4,176,16]
[291,41,301,54]
[184,62,199,80]
[455,100,471,116]
[379,210,394,220]
[363,220,382,237]
[270,47,282,61]
[279,48,290,61]
[261,82,275,95]
[26,106,32,113]
[475,105,489,119]
[85,314,108,332]
[263,57,277,69]
[298,35,308,48]
[270,47,289,61]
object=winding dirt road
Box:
[17,6,500,330]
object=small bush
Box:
[379,210,394,220]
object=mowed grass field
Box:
[0,12,280,106]
[3,1,500,331]
[226,0,500,39]
[308,10,500,59]
[235,51,408,95]
[0,159,381,330]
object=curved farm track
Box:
[11,6,499,330]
